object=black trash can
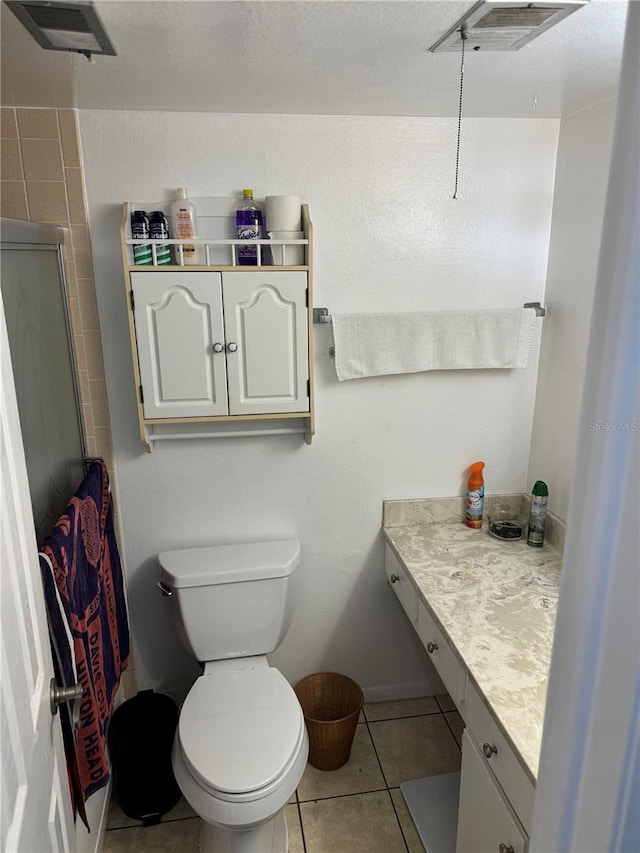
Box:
[108,690,181,825]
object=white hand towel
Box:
[332,309,537,381]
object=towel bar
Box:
[314,302,546,324]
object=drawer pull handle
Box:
[499,845,514,853]
[426,641,438,654]
[389,574,400,584]
[212,342,224,353]
[483,742,498,759]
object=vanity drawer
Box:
[456,729,528,853]
[465,680,536,833]
[417,602,466,710]
[384,545,418,625]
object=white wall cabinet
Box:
[121,200,315,448]
[132,270,309,420]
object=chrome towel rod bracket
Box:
[313,307,331,324]
[314,302,546,324]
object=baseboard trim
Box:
[362,681,437,703]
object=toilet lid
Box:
[178,669,304,796]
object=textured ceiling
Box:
[0,0,628,118]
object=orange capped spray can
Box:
[465,461,485,529]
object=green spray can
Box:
[527,481,549,547]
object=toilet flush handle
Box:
[157,581,173,597]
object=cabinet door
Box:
[131,271,228,418]
[222,271,309,416]
[456,730,528,853]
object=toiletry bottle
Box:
[235,189,263,266]
[131,210,151,265]
[171,188,200,265]
[148,210,172,265]
[527,480,549,547]
[465,461,485,529]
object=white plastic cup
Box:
[265,196,302,232]
[268,231,305,266]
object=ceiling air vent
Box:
[6,0,116,56]
[430,0,588,52]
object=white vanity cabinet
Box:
[456,731,528,853]
[383,544,535,851]
[131,270,309,420]
[121,199,315,448]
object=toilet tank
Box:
[158,540,301,662]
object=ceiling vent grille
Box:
[6,0,116,55]
[430,1,588,52]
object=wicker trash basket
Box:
[294,672,364,771]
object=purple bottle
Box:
[235,189,263,266]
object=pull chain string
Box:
[453,27,467,200]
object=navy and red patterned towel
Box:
[39,460,129,828]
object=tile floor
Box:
[103,694,463,853]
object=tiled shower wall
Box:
[1,106,113,462]
[1,106,137,696]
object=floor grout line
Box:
[295,794,308,853]
[441,712,463,753]
[386,787,411,853]
[363,715,391,790]
[298,785,389,804]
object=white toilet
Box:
[158,539,308,853]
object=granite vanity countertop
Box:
[383,519,563,783]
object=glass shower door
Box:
[1,219,85,545]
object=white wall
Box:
[79,110,558,700]
[527,99,617,521]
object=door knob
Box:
[499,845,515,853]
[483,742,498,758]
[389,574,400,584]
[50,678,83,730]
[227,342,238,352]
[212,342,223,353]
[426,642,438,654]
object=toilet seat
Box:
[178,668,305,801]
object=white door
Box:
[131,271,228,418]
[1,299,76,853]
[223,271,309,416]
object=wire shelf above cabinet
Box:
[122,199,311,269]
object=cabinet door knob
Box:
[389,574,400,584]
[212,342,224,353]
[499,845,514,853]
[426,641,438,654]
[227,342,238,353]
[483,742,498,758]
